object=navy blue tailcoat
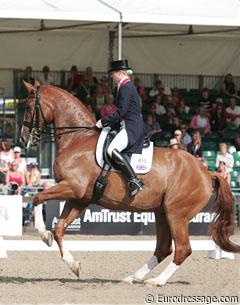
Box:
[101,80,144,154]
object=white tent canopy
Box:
[0,0,240,75]
[0,0,240,26]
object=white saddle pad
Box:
[96,128,153,174]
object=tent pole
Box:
[118,18,122,60]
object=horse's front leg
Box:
[54,200,87,278]
[33,181,76,247]
[33,181,75,206]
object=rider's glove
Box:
[96,120,103,129]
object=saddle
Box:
[96,128,154,174]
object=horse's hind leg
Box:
[54,199,87,278]
[123,207,172,283]
[145,217,191,286]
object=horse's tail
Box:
[209,174,240,253]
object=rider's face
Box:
[111,70,123,83]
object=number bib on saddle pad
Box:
[96,128,153,174]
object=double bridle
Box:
[21,86,96,147]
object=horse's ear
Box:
[34,80,40,88]
[23,80,34,93]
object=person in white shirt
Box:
[215,143,234,173]
[39,65,54,85]
[13,146,27,174]
[226,97,240,126]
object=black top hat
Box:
[109,59,131,72]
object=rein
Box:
[22,86,96,145]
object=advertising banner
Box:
[0,195,22,236]
[45,197,216,236]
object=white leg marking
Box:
[34,205,46,233]
[145,262,179,286]
[122,256,158,283]
[62,241,74,268]
[62,240,80,278]
[134,256,158,280]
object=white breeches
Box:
[107,128,128,157]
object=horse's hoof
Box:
[71,261,81,278]
[144,278,165,287]
[41,231,53,247]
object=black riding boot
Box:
[112,149,143,197]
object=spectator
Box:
[134,77,145,99]
[22,66,35,85]
[39,65,54,85]
[144,113,161,136]
[226,97,240,127]
[6,161,25,194]
[187,130,203,158]
[100,94,117,117]
[25,162,41,187]
[20,66,35,98]
[190,107,211,135]
[210,103,227,133]
[99,75,112,95]
[169,138,179,149]
[77,76,95,104]
[0,169,5,185]
[174,129,186,150]
[154,94,166,117]
[174,129,182,144]
[165,95,176,115]
[215,143,234,173]
[99,75,108,86]
[177,99,190,122]
[171,87,184,108]
[221,73,236,97]
[0,140,13,171]
[198,88,213,113]
[92,84,105,118]
[67,65,83,95]
[84,66,98,86]
[160,109,180,134]
[141,92,152,116]
[233,135,240,151]
[149,80,166,99]
[180,123,192,145]
[216,161,231,185]
[13,146,27,174]
[147,103,158,118]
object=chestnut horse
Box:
[20,81,240,286]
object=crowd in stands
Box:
[0,141,42,193]
[0,140,43,224]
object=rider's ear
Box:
[23,80,34,93]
